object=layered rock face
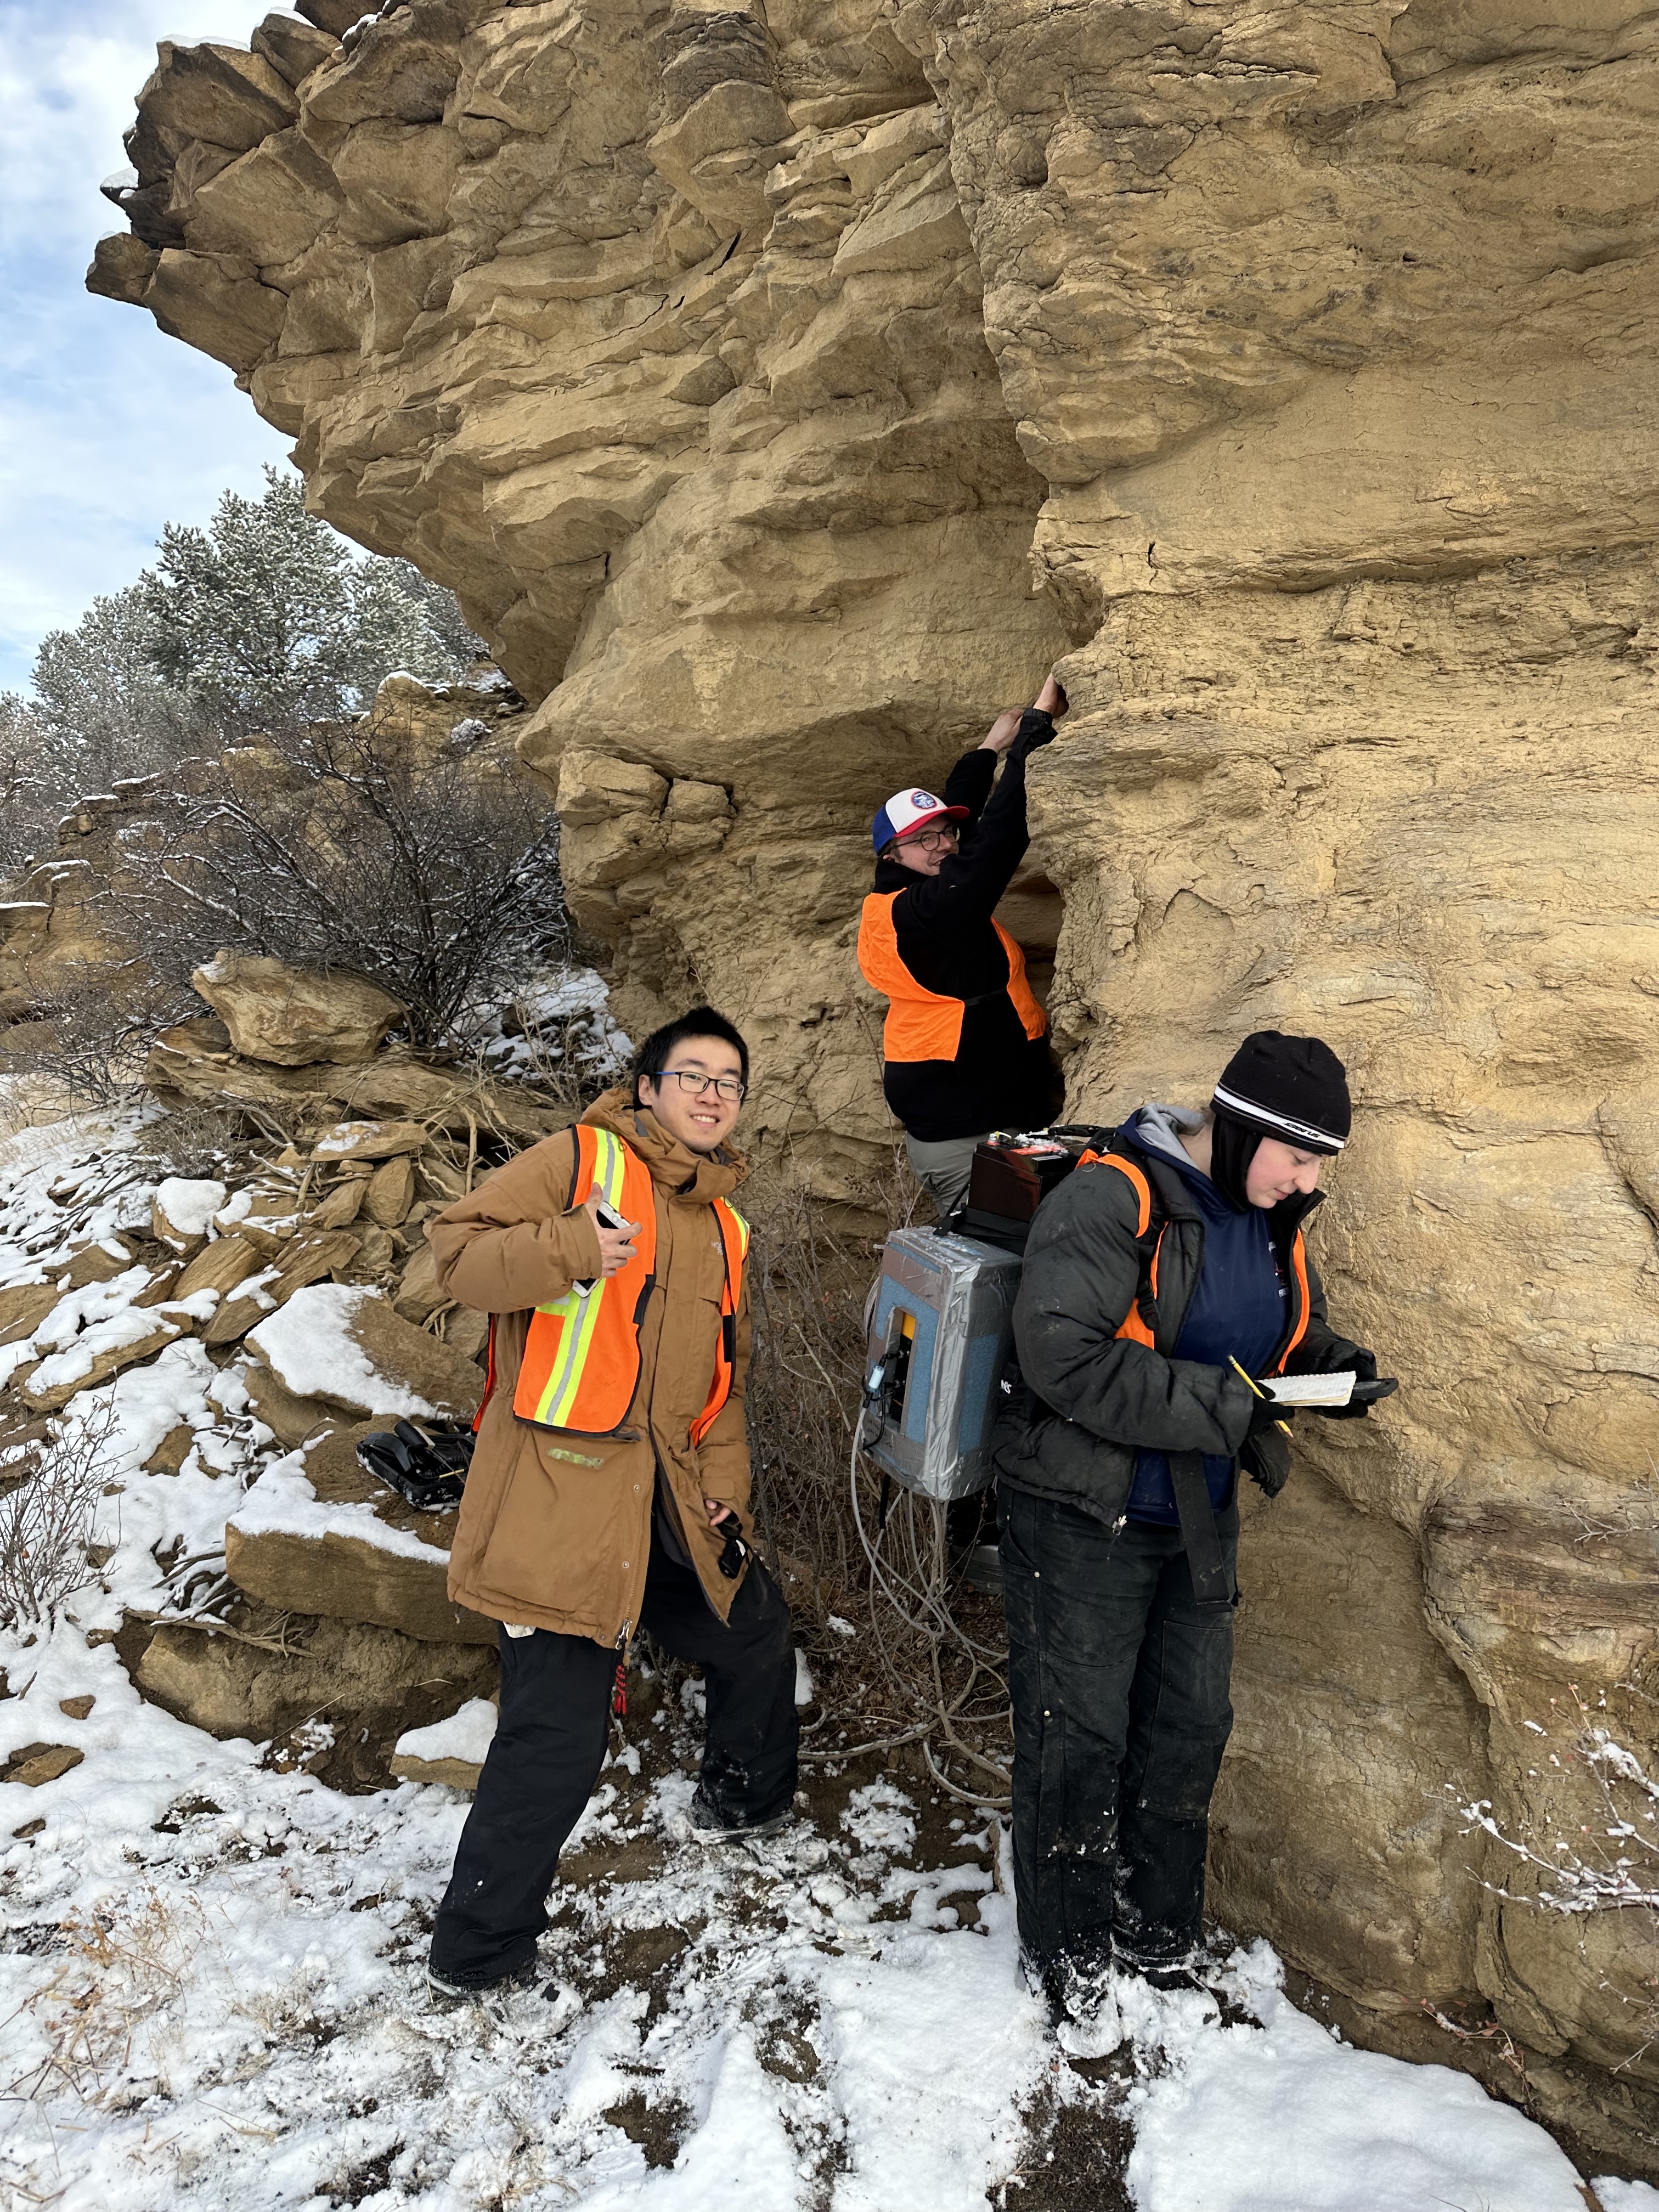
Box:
[95,0,1659,2164]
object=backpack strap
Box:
[1078,1146,1166,1346]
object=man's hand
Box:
[980,672,1069,756]
[582,1192,639,1276]
[703,1496,737,1527]
[980,707,1024,756]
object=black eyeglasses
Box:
[649,1068,746,1103]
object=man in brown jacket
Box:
[426,1006,798,2000]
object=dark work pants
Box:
[999,1483,1238,1990]
[429,1529,798,1986]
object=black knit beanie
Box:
[1211,1031,1351,1159]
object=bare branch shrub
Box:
[742,1169,878,1616]
[0,1404,119,1628]
[108,699,570,1048]
[0,953,190,1107]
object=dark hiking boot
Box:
[686,1788,792,1844]
[426,1958,544,2007]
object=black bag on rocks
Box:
[356,1418,475,1513]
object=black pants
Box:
[430,1530,798,1986]
[999,1483,1238,1991]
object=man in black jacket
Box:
[857,676,1066,1218]
[991,1031,1387,2014]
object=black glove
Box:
[1242,1427,1291,1498]
[1011,709,1056,761]
[1246,1391,1291,1439]
[1314,1346,1382,1420]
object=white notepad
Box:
[1260,1372,1355,1407]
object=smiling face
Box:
[888,822,960,877]
[637,1035,745,1154]
[1244,1134,1325,1208]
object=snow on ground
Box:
[0,1103,1646,2211]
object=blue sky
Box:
[0,1,294,695]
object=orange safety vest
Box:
[857,890,1047,1064]
[509,1125,750,1441]
[1081,1151,1311,1369]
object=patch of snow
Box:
[247,1282,438,1416]
[25,1304,179,1397]
[396,1697,498,1768]
[154,1176,227,1235]
[313,1120,387,1155]
[1598,2182,1659,2210]
[842,1779,915,1858]
[1122,1939,1591,2212]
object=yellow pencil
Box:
[1229,1353,1294,1438]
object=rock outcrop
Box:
[191,950,406,1065]
[94,0,1659,2167]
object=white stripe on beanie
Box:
[1211,1082,1348,1152]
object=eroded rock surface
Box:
[95,0,1659,2165]
[192,949,407,1065]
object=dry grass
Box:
[9,1888,207,2107]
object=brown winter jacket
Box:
[430,1088,753,1647]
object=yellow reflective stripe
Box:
[539,1271,608,1425]
[723,1200,749,1257]
[530,1128,631,1425]
[590,1127,627,1210]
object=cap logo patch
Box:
[910,791,936,809]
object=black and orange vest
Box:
[509,1124,750,1441]
[1082,1149,1311,1370]
[857,890,1046,1064]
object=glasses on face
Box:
[651,1067,746,1103]
[902,826,959,853]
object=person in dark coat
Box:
[857,676,1068,1218]
[991,1030,1389,2012]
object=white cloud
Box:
[0,2,301,690]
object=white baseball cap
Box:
[872,787,969,854]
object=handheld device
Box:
[572,1198,631,1299]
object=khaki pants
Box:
[904,1131,986,1221]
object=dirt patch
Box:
[601,2088,692,2171]
[994,2056,1136,2212]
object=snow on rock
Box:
[392,1697,498,1787]
[1121,1940,1592,2212]
[247,1281,457,1418]
[397,1696,498,1769]
[153,1176,227,1241]
[248,1283,387,1403]
[21,1305,182,1408]
[225,1448,494,1644]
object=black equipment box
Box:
[957,1127,1108,1254]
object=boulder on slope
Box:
[245,1282,482,1420]
[191,949,405,1066]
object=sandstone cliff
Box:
[92,0,1659,2168]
